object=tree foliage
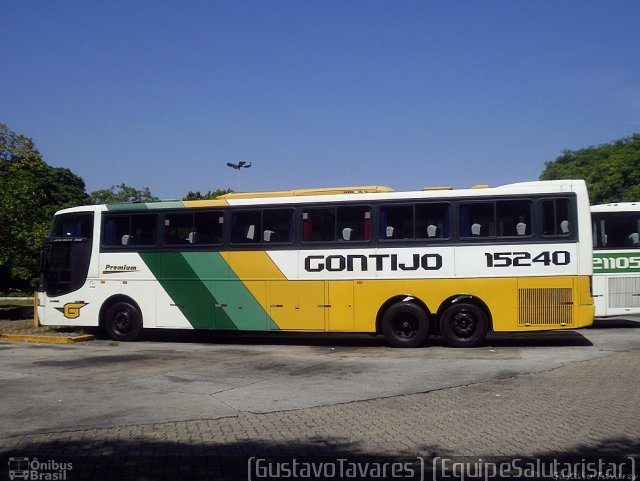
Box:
[540,134,640,204]
[0,123,88,290]
[183,188,233,200]
[90,183,159,204]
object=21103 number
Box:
[484,251,571,267]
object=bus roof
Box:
[53,179,588,215]
[591,202,640,213]
[218,185,394,199]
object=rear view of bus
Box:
[591,202,640,316]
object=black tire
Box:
[382,302,430,348]
[440,302,488,348]
[104,301,142,341]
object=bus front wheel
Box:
[440,303,488,348]
[382,302,430,348]
[104,301,142,342]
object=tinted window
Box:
[596,212,640,248]
[416,203,449,239]
[460,200,531,238]
[303,208,335,242]
[164,213,192,245]
[102,214,157,247]
[380,203,449,240]
[103,216,130,246]
[130,215,157,246]
[231,209,293,244]
[193,211,224,245]
[231,211,261,244]
[263,209,294,243]
[380,205,413,239]
[303,206,370,242]
[52,213,94,238]
[337,206,370,241]
[541,199,571,236]
[460,202,494,237]
[496,200,531,237]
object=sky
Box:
[2,1,639,200]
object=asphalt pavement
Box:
[1,317,638,480]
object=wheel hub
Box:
[394,317,417,339]
[452,311,476,337]
[114,312,132,333]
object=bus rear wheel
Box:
[382,302,430,348]
[104,301,142,342]
[440,303,488,348]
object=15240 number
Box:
[485,251,570,267]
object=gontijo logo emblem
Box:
[54,302,88,319]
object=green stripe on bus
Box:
[139,252,277,331]
[181,252,278,331]
[139,252,225,329]
[106,203,150,211]
[593,252,640,273]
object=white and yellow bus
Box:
[591,202,640,317]
[38,180,594,347]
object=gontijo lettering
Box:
[305,253,443,272]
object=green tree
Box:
[540,134,640,204]
[0,123,88,290]
[183,188,233,200]
[90,183,159,204]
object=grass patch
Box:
[0,318,87,337]
[0,299,33,307]
[0,291,33,297]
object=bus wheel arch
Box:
[100,295,143,342]
[437,295,492,348]
[377,295,431,348]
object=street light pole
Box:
[226,161,252,191]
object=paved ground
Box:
[1,318,639,480]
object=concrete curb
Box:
[0,333,95,344]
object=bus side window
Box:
[336,206,370,242]
[102,214,157,247]
[541,198,571,237]
[496,200,531,237]
[164,213,193,245]
[193,211,224,245]
[302,208,335,242]
[103,216,130,246]
[416,203,449,239]
[263,209,294,243]
[459,202,494,237]
[231,211,261,244]
[380,205,413,239]
[130,214,158,246]
[598,212,640,248]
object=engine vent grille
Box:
[608,277,640,309]
[518,288,573,326]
